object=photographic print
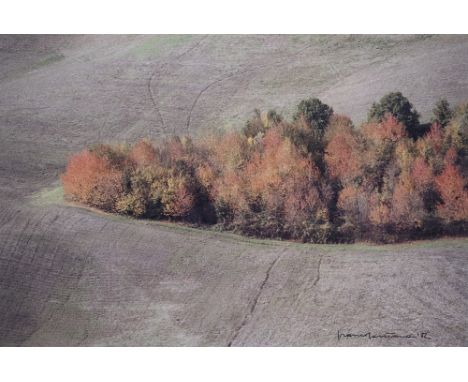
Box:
[0,33,467,348]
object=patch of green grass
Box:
[129,35,193,58]
[32,53,65,69]
[30,184,64,206]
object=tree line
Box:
[61,92,468,243]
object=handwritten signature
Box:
[337,330,431,341]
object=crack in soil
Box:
[227,251,324,346]
[312,254,323,288]
[147,69,166,131]
[147,36,209,135]
[227,249,285,347]
[186,71,240,131]
[185,42,316,132]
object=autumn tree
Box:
[446,104,468,175]
[432,98,453,128]
[242,109,264,138]
[129,139,158,167]
[293,97,333,133]
[325,115,362,182]
[61,149,124,211]
[368,92,421,139]
[62,97,468,243]
[435,161,468,221]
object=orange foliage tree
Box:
[129,139,158,167]
[61,149,124,211]
[435,163,468,221]
[325,115,362,182]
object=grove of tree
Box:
[61,93,468,243]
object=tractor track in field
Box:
[146,35,209,136]
[147,69,167,132]
[227,253,282,346]
[184,42,317,131]
[226,250,325,346]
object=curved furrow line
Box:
[312,254,324,287]
[176,35,209,60]
[0,212,26,259]
[227,247,288,347]
[147,35,210,136]
[184,42,316,132]
[185,68,250,131]
[18,213,93,345]
[147,68,166,132]
[4,216,31,267]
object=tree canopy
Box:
[368,92,421,138]
[432,98,453,127]
[293,97,333,133]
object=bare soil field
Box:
[0,35,467,346]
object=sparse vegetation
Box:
[62,94,468,243]
[32,53,65,69]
